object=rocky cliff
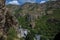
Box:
[0,0,18,40]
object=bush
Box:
[7,27,17,40]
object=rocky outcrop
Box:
[0,0,18,40]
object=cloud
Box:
[8,0,20,5]
[19,0,36,3]
[6,0,47,5]
[40,1,46,3]
[25,0,36,3]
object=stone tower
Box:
[0,0,18,40]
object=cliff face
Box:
[0,0,18,40]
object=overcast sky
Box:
[6,0,48,5]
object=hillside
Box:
[6,1,60,17]
[6,1,60,40]
[6,5,20,14]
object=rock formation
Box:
[0,0,18,40]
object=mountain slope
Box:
[6,1,60,40]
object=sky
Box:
[6,0,48,5]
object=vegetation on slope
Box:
[6,1,60,40]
